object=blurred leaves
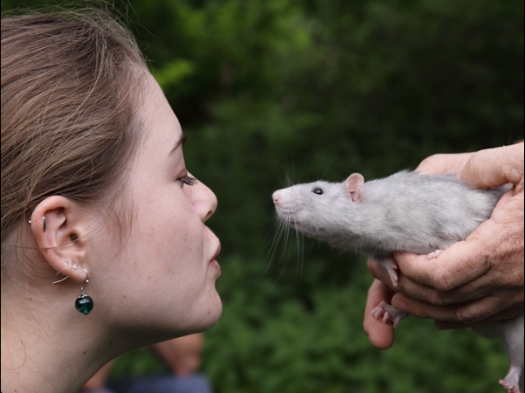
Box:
[152,59,195,89]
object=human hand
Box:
[364,143,524,348]
[81,360,117,390]
[363,278,396,349]
[152,333,204,376]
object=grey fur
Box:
[274,170,504,258]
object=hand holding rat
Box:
[364,143,524,347]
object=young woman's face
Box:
[94,74,222,336]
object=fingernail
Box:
[393,300,408,312]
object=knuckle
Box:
[455,307,483,324]
[431,267,455,292]
[427,290,448,306]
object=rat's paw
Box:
[371,301,388,320]
[499,379,521,393]
[371,301,409,328]
[377,258,399,287]
[427,249,443,259]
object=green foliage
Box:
[2,0,523,392]
[152,59,195,89]
[202,256,508,393]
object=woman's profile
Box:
[1,9,222,393]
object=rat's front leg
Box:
[376,256,400,287]
[372,257,409,327]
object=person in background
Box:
[80,334,213,393]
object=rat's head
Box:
[272,173,365,239]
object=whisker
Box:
[296,229,303,278]
[320,151,339,180]
[266,218,286,273]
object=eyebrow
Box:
[169,133,187,155]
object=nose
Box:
[272,191,281,206]
[185,174,218,222]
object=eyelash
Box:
[180,175,197,186]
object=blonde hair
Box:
[1,11,147,257]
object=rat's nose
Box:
[272,191,282,206]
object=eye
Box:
[312,188,323,195]
[179,174,197,187]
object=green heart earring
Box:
[75,269,94,315]
[52,265,94,315]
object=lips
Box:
[210,243,221,263]
[209,243,222,277]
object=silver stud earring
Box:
[27,217,46,232]
[75,269,94,315]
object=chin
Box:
[184,291,223,335]
[202,293,223,330]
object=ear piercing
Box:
[52,264,94,315]
[52,261,70,284]
[75,269,94,315]
[27,216,46,232]
[53,273,69,284]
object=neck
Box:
[1,280,123,393]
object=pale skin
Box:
[1,74,221,393]
[363,143,524,349]
[82,334,204,390]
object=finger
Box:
[434,302,525,329]
[395,271,490,306]
[460,143,524,189]
[434,320,471,330]
[391,292,506,324]
[394,239,491,291]
[416,153,474,175]
[363,279,395,349]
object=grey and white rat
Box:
[272,170,523,393]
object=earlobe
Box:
[30,196,89,284]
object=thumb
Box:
[395,228,492,290]
[460,143,524,189]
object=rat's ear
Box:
[29,196,90,284]
[345,173,364,203]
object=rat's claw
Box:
[427,249,443,259]
[371,301,388,320]
[377,258,400,287]
[371,301,409,328]
[382,312,391,324]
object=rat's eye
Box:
[312,188,323,195]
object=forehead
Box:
[138,74,183,147]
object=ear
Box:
[30,196,90,284]
[345,173,364,203]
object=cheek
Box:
[148,206,204,264]
[122,186,200,265]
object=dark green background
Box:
[3,1,523,392]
